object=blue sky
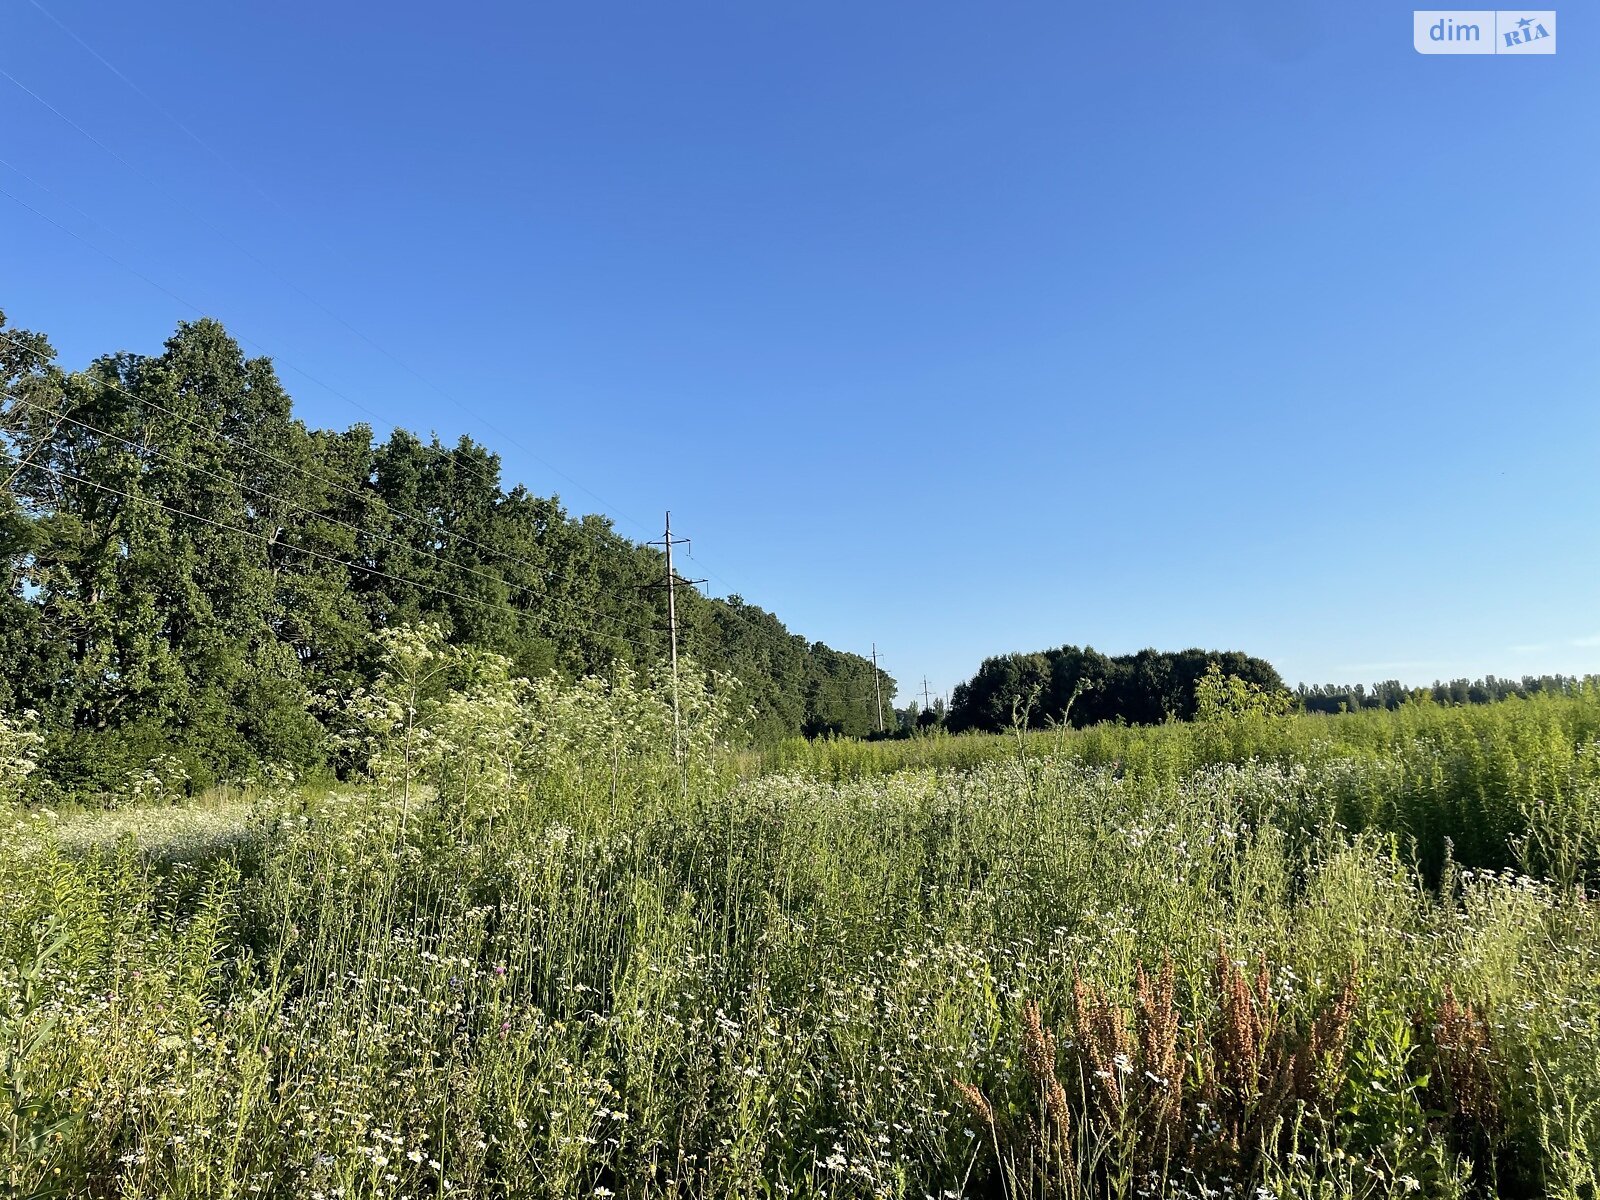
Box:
[3,1,1596,699]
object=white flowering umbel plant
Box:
[424,655,748,835]
[106,753,191,810]
[0,710,43,808]
[329,623,749,834]
[6,694,1600,1195]
[323,623,459,818]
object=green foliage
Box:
[949,645,1286,733]
[330,622,748,828]
[0,309,886,801]
[761,691,1600,887]
[7,309,1600,1196]
[0,712,43,808]
[1194,662,1294,722]
[1301,674,1596,715]
[2,917,79,1198]
[0,679,1598,1196]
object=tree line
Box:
[1297,674,1595,713]
[943,645,1287,733]
[0,311,893,794]
[926,652,1599,735]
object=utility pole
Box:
[870,643,885,733]
[665,513,681,758]
[647,512,704,766]
[922,677,933,710]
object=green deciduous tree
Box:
[0,310,891,797]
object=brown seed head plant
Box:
[954,946,1361,1193]
[954,1001,1074,1197]
[1134,957,1182,1148]
[1426,986,1499,1129]
[1023,999,1073,1159]
[1200,941,1359,1164]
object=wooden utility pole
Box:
[870,643,885,733]
[665,513,681,757]
[648,512,704,765]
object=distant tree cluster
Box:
[1298,674,1595,714]
[0,312,892,793]
[894,695,949,735]
[946,645,1286,733]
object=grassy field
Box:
[3,666,1600,1198]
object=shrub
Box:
[0,711,42,807]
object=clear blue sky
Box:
[4,1,1597,699]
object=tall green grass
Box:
[2,662,1599,1198]
[760,692,1600,883]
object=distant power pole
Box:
[922,677,933,710]
[870,643,885,733]
[648,512,705,765]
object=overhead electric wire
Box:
[0,386,664,645]
[0,56,656,543]
[0,171,582,548]
[2,35,884,692]
[0,442,658,655]
[0,385,876,705]
[1,315,848,686]
[0,294,865,700]
[0,327,649,616]
[3,28,791,641]
[0,140,649,572]
[0,159,734,646]
[0,324,803,689]
[24,0,285,215]
[0,403,765,685]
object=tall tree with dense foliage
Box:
[948,644,1286,733]
[0,310,892,795]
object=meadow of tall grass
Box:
[2,646,1598,1198]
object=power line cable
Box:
[0,168,564,531]
[0,442,657,654]
[0,404,766,689]
[0,57,656,542]
[3,30,787,641]
[0,327,652,619]
[0,165,750,656]
[1,386,664,645]
[24,0,286,215]
[1,319,819,701]
[0,321,847,690]
[1,392,880,720]
[0,51,876,687]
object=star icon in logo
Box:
[1517,15,1534,28]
